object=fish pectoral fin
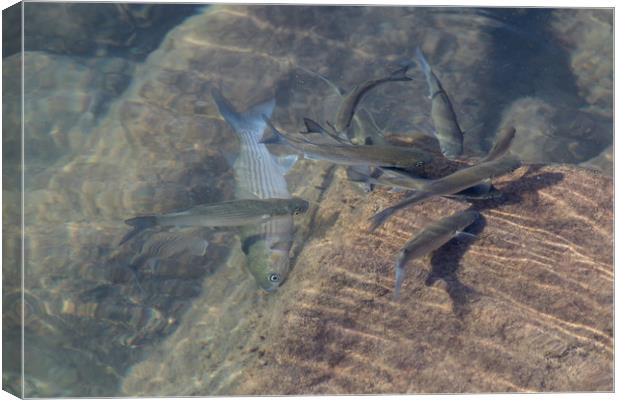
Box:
[270,239,293,251]
[275,154,298,175]
[455,231,477,240]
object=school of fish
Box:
[121,47,523,298]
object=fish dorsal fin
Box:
[275,154,298,175]
[303,117,325,133]
[303,118,349,144]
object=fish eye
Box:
[268,273,281,283]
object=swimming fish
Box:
[480,126,516,163]
[415,47,464,159]
[333,65,412,134]
[393,209,479,298]
[298,66,390,145]
[369,155,521,231]
[262,116,432,169]
[350,166,502,200]
[212,87,299,292]
[120,197,309,245]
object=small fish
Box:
[393,209,479,298]
[332,65,413,135]
[369,156,521,231]
[298,66,392,146]
[354,167,502,200]
[120,197,309,245]
[262,116,432,169]
[415,47,464,159]
[480,126,516,163]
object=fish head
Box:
[242,233,291,292]
[289,197,310,216]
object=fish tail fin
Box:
[120,216,157,245]
[259,115,287,145]
[368,207,396,232]
[211,87,275,140]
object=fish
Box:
[393,209,479,298]
[369,155,521,231]
[297,66,390,145]
[350,166,502,200]
[415,47,464,159]
[120,197,309,245]
[480,126,516,163]
[331,65,413,136]
[211,87,299,292]
[262,116,432,169]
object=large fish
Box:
[120,197,309,245]
[369,155,521,231]
[211,87,299,292]
[415,47,464,159]
[262,116,432,169]
[393,209,479,298]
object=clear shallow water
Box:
[3,4,612,397]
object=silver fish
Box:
[298,66,389,146]
[480,126,516,163]
[332,65,412,135]
[394,209,479,298]
[416,47,464,159]
[211,87,298,292]
[120,197,309,245]
[262,117,432,169]
[370,155,521,231]
[350,167,502,200]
